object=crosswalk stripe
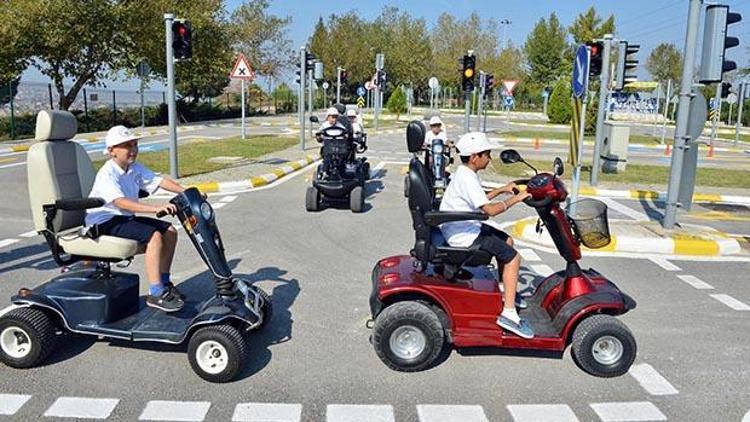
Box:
[676,274,714,290]
[43,397,119,419]
[0,239,19,249]
[212,202,227,209]
[326,404,394,422]
[590,401,666,421]
[507,404,579,422]
[18,230,37,238]
[139,400,211,421]
[710,294,750,311]
[220,195,238,203]
[518,248,541,262]
[530,264,554,277]
[0,394,31,415]
[628,363,679,396]
[417,404,488,422]
[232,403,302,421]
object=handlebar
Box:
[156,210,168,218]
[524,196,553,208]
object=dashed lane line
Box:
[417,404,489,422]
[231,403,302,422]
[18,230,37,238]
[220,195,238,203]
[709,294,750,311]
[326,404,394,422]
[530,264,554,277]
[517,248,542,262]
[44,397,120,419]
[628,363,679,396]
[649,258,681,271]
[590,401,667,421]
[506,404,579,422]
[0,394,31,415]
[0,239,19,249]
[676,274,714,290]
[138,400,211,421]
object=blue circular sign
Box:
[572,45,589,98]
[357,86,366,97]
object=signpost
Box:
[501,80,518,120]
[136,61,151,128]
[429,77,439,110]
[229,53,255,140]
[569,45,590,214]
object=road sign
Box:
[569,97,582,166]
[727,92,738,105]
[502,80,519,95]
[572,45,590,98]
[687,91,708,142]
[136,61,151,78]
[229,53,255,80]
[503,95,514,108]
[357,96,365,108]
[429,77,439,90]
[322,81,330,90]
[357,86,366,97]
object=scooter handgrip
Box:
[156,210,167,218]
[524,196,553,208]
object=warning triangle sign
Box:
[502,80,519,95]
[230,54,255,80]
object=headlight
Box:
[325,127,345,137]
[200,202,213,221]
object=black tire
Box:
[305,186,320,212]
[372,301,444,372]
[571,314,637,378]
[0,307,58,369]
[363,162,371,181]
[350,186,364,213]
[403,175,410,198]
[188,324,247,383]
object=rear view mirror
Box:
[553,157,564,176]
[309,116,319,123]
[406,120,426,153]
[500,149,521,164]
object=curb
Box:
[511,216,742,257]
[187,155,319,193]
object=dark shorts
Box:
[97,215,172,245]
[471,224,518,264]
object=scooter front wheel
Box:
[372,301,444,372]
[0,307,58,369]
[306,186,320,212]
[188,324,247,383]
[571,314,636,378]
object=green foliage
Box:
[524,13,568,87]
[645,43,682,86]
[547,77,572,124]
[568,7,615,44]
[231,0,294,82]
[386,85,408,119]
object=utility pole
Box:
[664,0,702,229]
[164,13,178,179]
[590,34,613,186]
[477,71,486,132]
[736,81,746,145]
[336,66,343,104]
[308,69,314,140]
[710,82,721,145]
[298,47,306,151]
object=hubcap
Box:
[592,335,624,365]
[195,340,228,374]
[389,325,427,360]
[1,326,32,359]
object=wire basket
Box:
[567,198,611,249]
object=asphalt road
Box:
[0,122,749,421]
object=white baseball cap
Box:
[428,116,443,126]
[105,125,139,150]
[346,109,357,117]
[326,107,340,116]
[456,132,498,157]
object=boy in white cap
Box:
[85,126,190,312]
[346,108,363,135]
[424,115,448,147]
[439,131,534,338]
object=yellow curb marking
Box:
[10,145,29,152]
[190,182,219,193]
[250,176,268,187]
[630,190,660,200]
[672,234,720,256]
[692,193,723,202]
[579,186,597,196]
[272,169,287,178]
[290,162,302,170]
[688,211,750,222]
[0,157,15,163]
[512,218,534,238]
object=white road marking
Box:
[0,239,19,248]
[18,230,37,238]
[232,403,302,422]
[530,264,554,277]
[43,397,119,419]
[596,197,649,221]
[220,195,238,203]
[518,248,541,262]
[0,162,24,170]
[628,363,679,396]
[648,258,681,271]
[417,404,488,422]
[326,404,394,422]
[506,404,579,422]
[139,400,211,421]
[710,294,750,311]
[0,394,31,415]
[743,410,750,422]
[212,202,227,209]
[676,274,714,290]
[590,401,666,421]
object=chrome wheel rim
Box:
[592,335,623,365]
[1,326,32,359]
[195,340,228,374]
[389,325,426,360]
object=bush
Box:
[547,78,572,124]
[386,85,408,120]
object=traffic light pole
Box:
[736,81,745,145]
[664,0,702,229]
[710,83,721,145]
[590,35,613,186]
[308,70,314,140]
[464,92,471,133]
[477,72,485,132]
[336,67,342,104]
[164,13,178,179]
[298,47,305,151]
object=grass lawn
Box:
[717,132,750,143]
[488,158,750,189]
[93,135,297,177]
[495,129,665,145]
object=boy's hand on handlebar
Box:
[155,204,177,217]
[514,191,532,204]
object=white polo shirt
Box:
[439,164,489,247]
[424,128,448,147]
[85,160,163,226]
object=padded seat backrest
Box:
[27,110,95,233]
[408,158,436,263]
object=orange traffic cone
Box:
[534,138,540,150]
[707,143,714,158]
[665,143,671,157]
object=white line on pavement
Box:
[518,248,541,262]
[231,403,302,422]
[212,202,227,209]
[506,404,579,422]
[0,239,20,249]
[326,404,394,422]
[676,274,714,290]
[0,394,31,415]
[43,397,119,419]
[220,195,238,203]
[628,363,679,396]
[743,410,750,422]
[597,197,649,221]
[649,258,681,271]
[18,230,37,238]
[589,401,666,422]
[709,294,750,311]
[0,162,24,170]
[139,401,211,421]
[417,405,488,422]
[530,264,554,277]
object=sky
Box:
[21,0,750,91]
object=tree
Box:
[547,77,572,124]
[0,1,39,87]
[386,85,407,119]
[524,13,568,87]
[569,7,615,44]
[646,43,682,86]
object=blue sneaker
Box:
[497,315,535,339]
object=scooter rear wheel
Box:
[403,175,410,198]
[571,314,636,378]
[372,301,444,372]
[350,187,364,213]
[306,186,320,212]
[188,324,247,383]
[0,307,58,369]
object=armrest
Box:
[424,211,488,226]
[51,197,105,211]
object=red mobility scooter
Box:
[368,122,637,377]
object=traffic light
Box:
[615,41,639,90]
[376,70,386,87]
[314,61,323,80]
[462,54,476,92]
[340,70,348,83]
[172,20,192,60]
[587,41,604,77]
[699,5,742,83]
[721,82,732,98]
[305,52,316,72]
[485,73,495,93]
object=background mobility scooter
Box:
[0,111,271,383]
[307,105,370,212]
[403,120,452,204]
[368,124,637,377]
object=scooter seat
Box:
[58,231,141,260]
[431,229,447,247]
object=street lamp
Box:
[500,19,512,50]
